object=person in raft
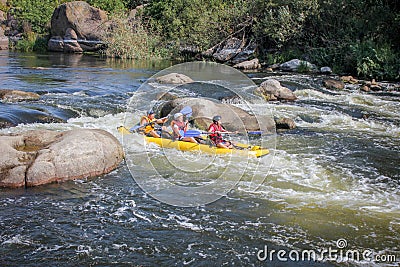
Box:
[140,110,168,138]
[208,115,235,149]
[171,112,198,143]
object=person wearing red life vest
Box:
[207,115,234,149]
[171,113,198,143]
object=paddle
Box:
[183,129,263,137]
[180,106,193,118]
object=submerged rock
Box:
[341,76,359,84]
[160,97,275,133]
[0,129,124,188]
[254,79,297,101]
[0,89,40,102]
[322,78,345,90]
[275,118,296,130]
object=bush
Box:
[87,0,125,13]
[100,12,169,59]
[350,41,400,80]
[13,31,36,52]
[12,31,48,52]
[0,1,10,12]
[251,0,319,50]
[145,0,249,51]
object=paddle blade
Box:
[184,130,202,137]
[247,131,263,135]
[180,106,193,118]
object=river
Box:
[0,51,399,266]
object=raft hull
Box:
[118,126,269,158]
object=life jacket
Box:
[172,120,186,138]
[208,123,223,145]
[140,116,157,134]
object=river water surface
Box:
[0,51,399,266]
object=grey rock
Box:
[64,27,78,40]
[48,36,64,52]
[49,1,107,52]
[320,66,332,74]
[63,39,83,53]
[0,129,124,188]
[212,37,243,62]
[233,58,261,70]
[322,78,345,90]
[275,118,296,130]
[0,89,40,102]
[280,59,317,72]
[155,73,194,84]
[160,97,275,134]
[50,1,107,41]
[254,79,297,101]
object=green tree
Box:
[145,0,249,50]
[250,0,319,49]
[8,0,68,34]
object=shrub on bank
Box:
[100,12,170,60]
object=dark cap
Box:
[212,115,221,122]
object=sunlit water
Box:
[0,51,399,266]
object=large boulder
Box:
[0,129,124,188]
[48,1,107,52]
[280,59,317,72]
[254,79,297,101]
[160,97,275,134]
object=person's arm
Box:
[171,121,181,137]
[156,117,168,124]
[184,120,189,132]
[140,118,147,126]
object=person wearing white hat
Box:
[171,112,197,143]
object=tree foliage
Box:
[144,0,249,50]
[5,0,400,79]
[8,0,67,34]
